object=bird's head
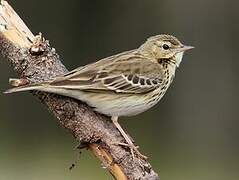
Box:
[139,34,194,67]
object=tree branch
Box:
[0,1,159,179]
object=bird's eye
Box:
[162,44,170,50]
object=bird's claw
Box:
[113,142,148,160]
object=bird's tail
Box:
[4,78,46,94]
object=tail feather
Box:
[4,78,84,102]
[4,84,43,94]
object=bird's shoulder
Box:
[63,49,163,79]
[100,50,164,78]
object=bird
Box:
[4,34,194,159]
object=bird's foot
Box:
[111,116,148,160]
[113,142,148,160]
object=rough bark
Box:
[0,1,159,179]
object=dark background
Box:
[0,0,238,179]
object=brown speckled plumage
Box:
[5,34,193,159]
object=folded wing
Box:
[50,52,164,94]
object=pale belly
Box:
[37,87,164,117]
[92,95,160,117]
[39,80,170,117]
[94,96,157,117]
[80,89,166,117]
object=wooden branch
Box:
[0,1,159,179]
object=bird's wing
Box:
[49,51,164,94]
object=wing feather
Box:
[49,51,164,94]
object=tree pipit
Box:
[5,34,194,159]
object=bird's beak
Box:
[175,45,194,52]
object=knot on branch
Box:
[29,33,47,56]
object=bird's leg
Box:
[111,116,147,159]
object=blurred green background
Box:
[0,0,238,179]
